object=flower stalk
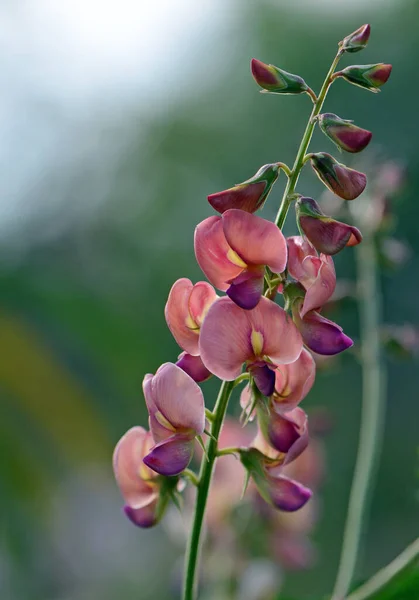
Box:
[274,49,344,230]
[182,379,235,600]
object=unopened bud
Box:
[208,163,280,214]
[251,58,309,95]
[296,196,362,255]
[318,113,372,154]
[340,24,371,53]
[310,152,367,200]
[337,63,392,93]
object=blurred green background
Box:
[1,1,418,598]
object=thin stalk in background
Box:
[331,231,387,600]
[345,536,419,600]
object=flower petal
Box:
[250,297,303,365]
[194,216,243,291]
[267,407,308,458]
[223,209,287,273]
[199,297,253,380]
[301,255,336,316]
[297,309,353,355]
[113,426,158,509]
[226,267,264,310]
[287,236,317,283]
[176,352,212,383]
[250,363,276,396]
[123,500,159,528]
[165,278,200,355]
[188,281,217,327]
[299,215,362,256]
[144,436,194,476]
[267,474,312,512]
[149,362,205,435]
[208,181,266,214]
[272,348,316,412]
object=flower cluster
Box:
[112,25,391,581]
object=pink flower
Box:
[142,363,205,476]
[240,348,316,414]
[194,209,287,310]
[113,426,160,528]
[239,442,312,512]
[261,406,309,460]
[287,236,336,316]
[199,296,303,396]
[165,278,217,356]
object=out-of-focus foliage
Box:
[1,1,419,599]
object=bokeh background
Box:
[1,1,418,599]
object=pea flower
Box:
[199,296,303,396]
[195,209,287,310]
[113,426,161,528]
[142,363,205,476]
[258,405,309,460]
[208,163,280,214]
[296,197,362,255]
[240,348,316,415]
[318,113,372,153]
[310,152,367,200]
[287,235,336,315]
[165,278,217,356]
[239,442,312,512]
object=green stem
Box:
[182,379,235,600]
[274,49,343,230]
[331,233,386,600]
[345,537,419,600]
